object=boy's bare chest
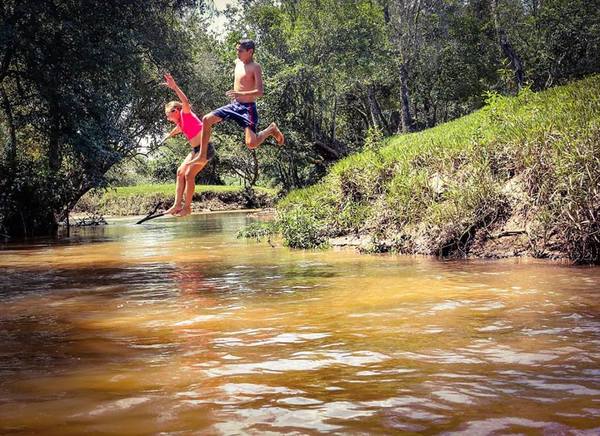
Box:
[234,63,255,87]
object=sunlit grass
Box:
[109,184,276,197]
[75,184,277,216]
[277,75,600,262]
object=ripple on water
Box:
[519,379,600,396]
[431,389,476,405]
[521,326,569,336]
[221,383,304,396]
[250,332,330,346]
[476,345,557,365]
[471,301,506,311]
[213,332,330,347]
[363,395,450,411]
[203,350,390,377]
[73,396,152,418]
[398,351,485,365]
[204,358,331,376]
[426,300,467,313]
[442,417,575,435]
[277,397,323,406]
[477,321,513,332]
[355,368,416,376]
[173,314,224,326]
[218,401,375,433]
[215,406,342,432]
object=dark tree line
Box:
[0,0,201,236]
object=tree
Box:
[0,0,202,237]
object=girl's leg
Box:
[177,160,208,217]
[166,153,193,215]
[245,122,284,149]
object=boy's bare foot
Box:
[176,206,192,217]
[272,123,285,146]
[165,204,182,215]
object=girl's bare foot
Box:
[165,204,182,215]
[176,206,192,217]
[272,123,285,146]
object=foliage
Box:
[216,0,600,192]
[105,157,153,187]
[276,184,336,249]
[0,0,202,236]
[236,220,277,241]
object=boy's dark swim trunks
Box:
[212,100,259,133]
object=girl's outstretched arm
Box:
[158,126,181,145]
[163,74,192,113]
[167,126,182,138]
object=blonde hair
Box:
[165,101,183,112]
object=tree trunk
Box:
[367,85,389,134]
[0,47,14,83]
[389,110,401,133]
[367,86,380,129]
[399,62,414,133]
[531,0,540,16]
[0,85,17,163]
[250,150,259,187]
[48,98,62,173]
[330,94,337,142]
[492,0,525,90]
[422,97,430,128]
[314,141,341,160]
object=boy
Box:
[188,39,284,167]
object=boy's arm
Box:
[164,74,192,113]
[253,65,264,96]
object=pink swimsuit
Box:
[177,111,203,141]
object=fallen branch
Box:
[136,202,166,224]
[73,212,107,227]
[490,229,526,239]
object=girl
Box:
[162,73,214,217]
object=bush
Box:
[236,221,278,240]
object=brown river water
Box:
[1,212,599,435]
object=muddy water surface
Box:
[1,212,599,434]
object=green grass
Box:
[109,184,276,197]
[276,75,600,262]
[75,184,277,216]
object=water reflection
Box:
[1,212,599,434]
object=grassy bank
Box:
[75,184,277,216]
[276,75,600,263]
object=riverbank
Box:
[275,75,600,263]
[74,184,277,217]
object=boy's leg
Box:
[245,122,285,149]
[177,160,208,217]
[200,113,223,159]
